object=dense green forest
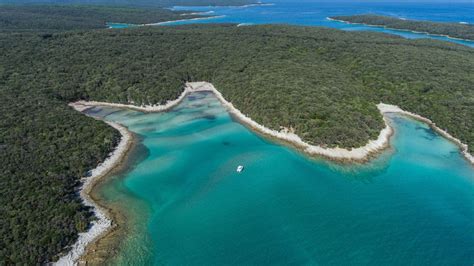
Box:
[0,5,203,31]
[331,14,474,41]
[1,12,474,265]
[0,0,257,7]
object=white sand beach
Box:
[146,15,226,26]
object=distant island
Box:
[0,5,208,32]
[330,14,474,41]
[1,4,474,265]
[0,0,258,6]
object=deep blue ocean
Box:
[162,1,474,47]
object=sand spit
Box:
[106,14,223,29]
[146,15,226,26]
[180,11,215,16]
[237,2,275,8]
[327,17,474,43]
[74,86,190,112]
[55,107,133,266]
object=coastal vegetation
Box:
[11,24,468,150]
[1,12,474,265]
[0,0,257,7]
[0,5,203,32]
[331,14,474,41]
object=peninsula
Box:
[0,5,207,32]
[1,6,473,265]
[330,14,474,41]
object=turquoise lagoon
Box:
[87,92,474,265]
[106,22,140,29]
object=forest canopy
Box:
[331,14,474,41]
[0,0,257,7]
[1,10,473,265]
[0,5,204,31]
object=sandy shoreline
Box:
[74,87,190,113]
[326,17,474,44]
[107,14,223,29]
[146,15,226,26]
[61,81,473,264]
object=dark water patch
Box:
[105,109,127,117]
[136,120,158,128]
[141,127,156,133]
[113,136,150,195]
[187,91,209,101]
[96,133,150,199]
[124,111,146,118]
[194,91,212,96]
[170,106,187,113]
[202,114,217,120]
[415,125,438,140]
[83,106,103,115]
[189,103,205,108]
[444,150,461,160]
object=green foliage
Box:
[0,90,120,264]
[0,0,257,7]
[331,14,474,41]
[1,22,473,264]
[0,5,203,32]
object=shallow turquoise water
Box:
[106,22,140,28]
[89,92,474,265]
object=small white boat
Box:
[236,165,244,173]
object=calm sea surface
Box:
[87,92,474,265]
[110,1,474,47]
